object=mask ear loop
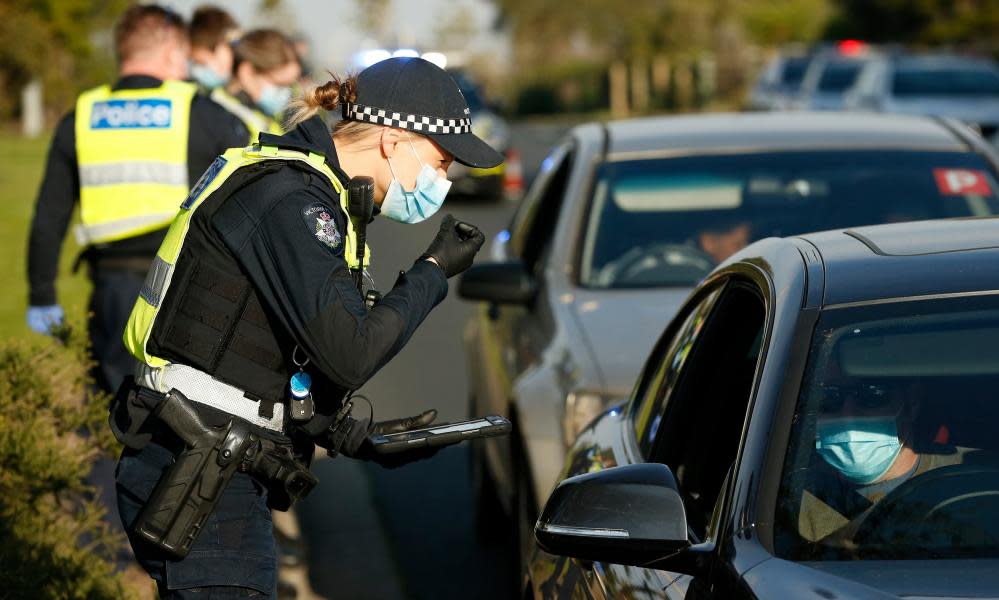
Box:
[406,133,428,169]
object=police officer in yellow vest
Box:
[26,4,249,393]
[110,57,501,597]
[212,29,300,141]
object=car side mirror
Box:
[534,463,690,567]
[458,260,537,305]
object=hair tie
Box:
[339,82,347,105]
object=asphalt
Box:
[297,121,572,600]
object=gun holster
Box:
[130,388,317,559]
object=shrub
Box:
[0,323,136,599]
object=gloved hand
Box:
[343,409,449,469]
[26,305,64,335]
[420,214,486,278]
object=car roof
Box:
[796,217,999,306]
[601,112,968,158]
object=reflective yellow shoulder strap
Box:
[124,144,369,367]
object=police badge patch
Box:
[301,203,341,251]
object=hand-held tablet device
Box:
[370,415,511,454]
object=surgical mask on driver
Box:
[257,83,292,117]
[815,416,902,484]
[381,137,451,224]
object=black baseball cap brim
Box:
[427,130,505,169]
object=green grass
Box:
[0,132,90,339]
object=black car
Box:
[527,217,999,598]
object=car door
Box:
[584,277,769,599]
[472,142,576,499]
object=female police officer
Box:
[110,57,502,598]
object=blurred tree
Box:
[0,0,127,121]
[492,0,839,115]
[738,0,831,46]
[355,0,391,42]
[827,0,999,50]
[434,5,478,52]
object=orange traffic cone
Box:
[503,148,524,199]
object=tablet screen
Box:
[427,419,491,435]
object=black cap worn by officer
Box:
[111,57,502,596]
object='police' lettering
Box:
[90,99,173,129]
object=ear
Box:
[379,127,405,159]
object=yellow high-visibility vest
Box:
[123,143,370,368]
[210,87,284,143]
[74,80,197,245]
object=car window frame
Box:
[647,276,771,544]
[628,283,726,458]
[509,141,574,273]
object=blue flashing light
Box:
[497,229,511,243]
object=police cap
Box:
[344,57,504,169]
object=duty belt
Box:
[135,361,285,432]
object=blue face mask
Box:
[815,416,902,484]
[381,137,452,224]
[257,84,292,117]
[189,62,229,89]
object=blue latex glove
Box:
[26,305,64,335]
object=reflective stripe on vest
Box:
[123,143,370,369]
[74,80,196,245]
[210,87,283,143]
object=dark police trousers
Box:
[116,441,278,598]
[89,268,146,395]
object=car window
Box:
[818,61,864,92]
[775,294,999,561]
[579,150,999,289]
[510,143,574,273]
[648,283,767,542]
[893,65,999,97]
[781,56,811,88]
[631,287,723,457]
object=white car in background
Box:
[846,53,999,143]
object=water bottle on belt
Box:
[288,370,315,422]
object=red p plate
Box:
[934,168,992,196]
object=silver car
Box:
[794,49,875,110]
[458,111,999,575]
[747,50,814,111]
[846,53,999,142]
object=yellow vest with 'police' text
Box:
[74,80,197,245]
[123,143,370,368]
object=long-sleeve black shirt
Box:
[214,117,448,394]
[144,116,448,435]
[27,74,249,306]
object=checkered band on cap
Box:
[343,101,472,134]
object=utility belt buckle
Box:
[323,400,354,459]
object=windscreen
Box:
[580,151,999,289]
[893,65,999,97]
[775,295,999,561]
[818,61,863,92]
[782,56,811,87]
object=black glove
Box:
[420,214,486,278]
[342,409,446,469]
